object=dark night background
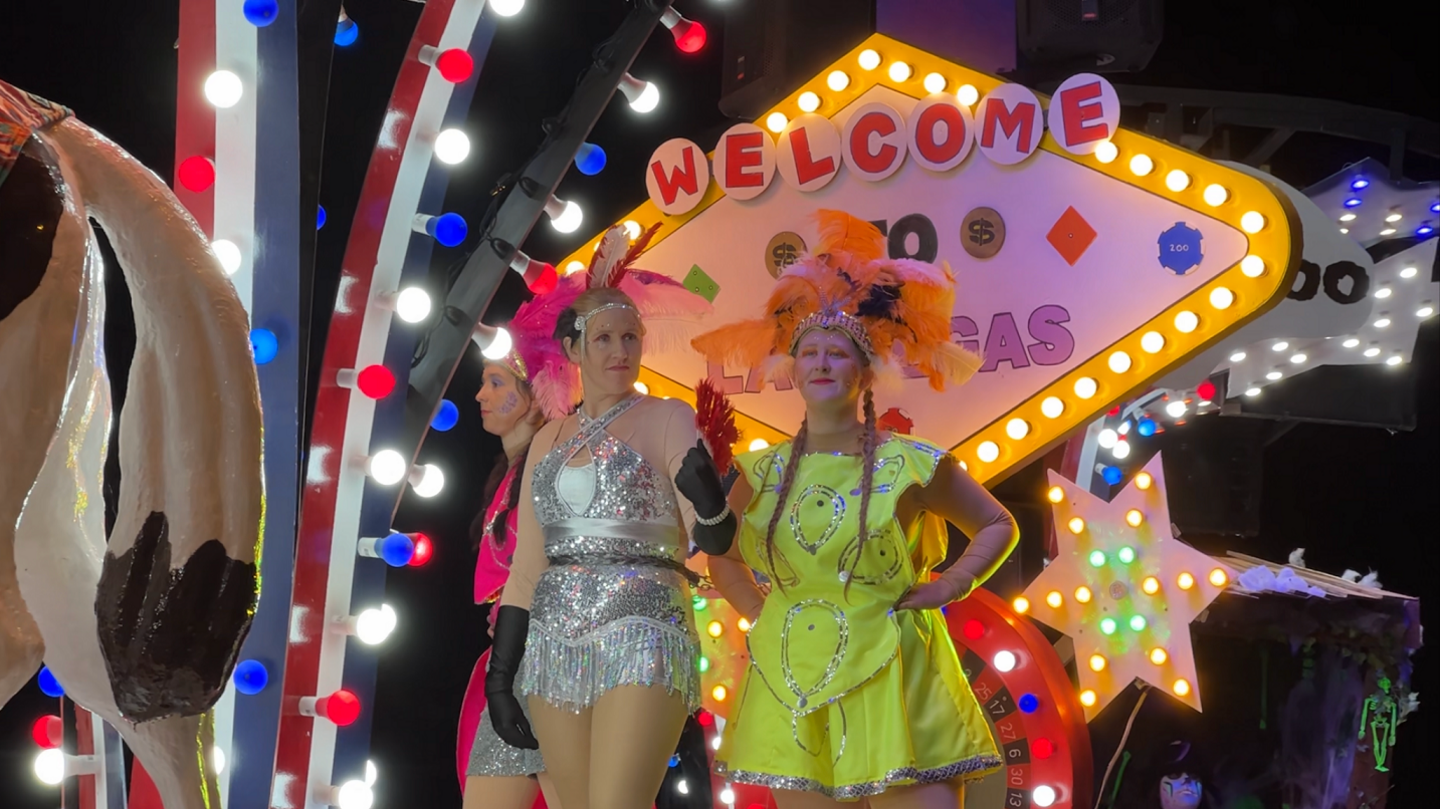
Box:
[1,1,1435,807]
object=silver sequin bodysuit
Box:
[518,396,701,713]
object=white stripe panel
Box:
[211,1,258,804]
[89,715,110,809]
[305,3,487,803]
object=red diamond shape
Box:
[1047,206,1097,266]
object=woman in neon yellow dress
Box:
[681,211,1021,805]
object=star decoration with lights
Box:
[1017,452,1233,719]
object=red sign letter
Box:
[649,145,700,206]
[980,98,1036,153]
[723,130,765,189]
[788,127,836,186]
[1059,80,1108,146]
[914,102,966,166]
[847,111,900,175]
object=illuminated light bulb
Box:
[426,47,474,83]
[1100,617,1118,635]
[1203,184,1228,206]
[797,91,820,113]
[1033,785,1058,807]
[434,128,471,164]
[414,212,469,247]
[564,260,586,275]
[1108,350,1132,373]
[1005,418,1029,439]
[1041,396,1064,418]
[1209,287,1235,310]
[507,249,558,293]
[1046,486,1065,504]
[632,381,649,395]
[1418,306,1435,318]
[213,746,226,775]
[1135,471,1153,489]
[1209,568,1229,587]
[1080,689,1097,707]
[1074,376,1098,399]
[1340,228,1349,234]
[367,450,407,485]
[1128,154,1154,176]
[617,73,660,113]
[335,780,374,809]
[737,617,752,632]
[712,684,728,701]
[827,70,851,91]
[1241,211,1266,233]
[178,155,217,192]
[1266,371,1282,381]
[1067,517,1086,535]
[1386,355,1403,366]
[34,748,65,785]
[720,786,735,803]
[659,7,707,53]
[1129,614,1148,632]
[858,49,881,70]
[394,287,432,323]
[204,70,243,108]
[697,656,710,673]
[957,83,980,106]
[354,605,398,645]
[1379,227,1397,237]
[1150,647,1169,665]
[1118,544,1138,562]
[574,141,607,175]
[1240,255,1266,277]
[922,72,947,93]
[765,111,788,133]
[1141,331,1165,353]
[1177,572,1196,590]
[677,779,690,795]
[1174,310,1199,333]
[542,194,583,233]
[1290,353,1307,364]
[707,620,724,638]
[621,220,642,240]
[1401,266,1419,279]
[1112,440,1131,460]
[1046,591,1063,609]
[1094,140,1118,164]
[477,326,513,361]
[488,0,525,16]
[1075,586,1092,604]
[212,239,242,275]
[1375,286,1393,299]
[992,650,1017,673]
[306,690,363,727]
[1374,317,1391,329]
[1340,213,1357,222]
[409,464,445,498]
[1165,169,1191,191]
[1245,387,1261,397]
[1385,212,1403,223]
[1229,350,1247,362]
[1089,654,1107,672]
[31,715,62,749]
[977,441,1000,463]
[1272,341,1289,352]
[1088,550,1106,568]
[1172,679,1192,697]
[1342,338,1360,348]
[748,438,770,451]
[1364,347,1381,358]
[366,760,378,787]
[1097,428,1118,449]
[1166,400,1187,418]
[1013,596,1031,614]
[1142,576,1160,595]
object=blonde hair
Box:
[553,287,639,354]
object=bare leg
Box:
[463,775,540,809]
[588,685,688,809]
[530,697,592,809]
[867,780,963,809]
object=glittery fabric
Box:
[520,396,700,713]
[466,695,545,776]
[715,753,1004,799]
[1,80,71,188]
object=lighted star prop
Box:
[1016,452,1233,719]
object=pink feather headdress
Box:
[577,223,713,355]
[497,272,585,420]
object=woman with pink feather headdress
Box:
[481,223,732,807]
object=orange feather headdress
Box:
[690,210,982,391]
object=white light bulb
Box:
[1166,401,1187,418]
[204,70,243,108]
[1418,306,1435,318]
[1097,429,1118,449]
[213,747,227,775]
[1094,140,1118,164]
[993,650,1017,672]
[481,326,513,360]
[34,749,64,785]
[1271,341,1289,352]
[711,734,722,750]
[1375,286,1392,299]
[1203,184,1228,206]
[797,91,820,112]
[395,287,432,323]
[749,438,770,451]
[1165,169,1190,191]
[1266,371,1282,381]
[1006,418,1029,440]
[1342,338,1360,348]
[1386,212,1402,223]
[631,81,660,113]
[565,260,586,275]
[550,199,584,233]
[1209,287,1235,309]
[1033,785,1058,807]
[1174,310,1199,333]
[412,464,445,498]
[1229,351,1246,362]
[1386,355,1403,366]
[368,450,408,486]
[1240,255,1265,277]
[1141,331,1165,353]
[977,441,1000,463]
[1241,211,1266,233]
[1364,347,1381,358]
[1290,353,1307,364]
[1400,266,1418,279]
[1112,440,1132,459]
[720,785,736,804]
[1245,387,1261,397]
[1129,154,1154,176]
[922,72,946,93]
[355,605,397,645]
[957,83,980,106]
[366,760,378,787]
[1340,213,1357,222]
[1117,420,1131,436]
[1041,397,1064,418]
[765,111,788,133]
[337,780,374,809]
[488,0,525,17]
[827,70,850,91]
[858,49,881,70]
[633,381,649,395]
[434,129,471,164]
[886,60,912,82]
[1108,351,1132,373]
[676,778,690,794]
[1374,318,1391,328]
[1074,377,1098,399]
[212,239,242,275]
[623,220,643,240]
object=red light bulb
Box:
[408,532,433,566]
[672,19,707,53]
[316,689,362,726]
[1108,406,1121,417]
[177,156,216,192]
[962,619,985,641]
[1032,737,1055,759]
[523,261,558,294]
[696,709,714,727]
[31,715,62,749]
[1196,379,1217,401]
[435,49,474,83]
[356,365,396,399]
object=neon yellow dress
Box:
[715,435,1001,799]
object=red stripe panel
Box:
[173,0,216,235]
[270,2,459,805]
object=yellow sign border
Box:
[560,33,1301,486]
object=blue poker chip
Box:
[1158,222,1203,275]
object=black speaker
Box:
[1017,0,1163,75]
[1152,416,1271,538]
[719,0,874,120]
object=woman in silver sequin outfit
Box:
[486,233,722,807]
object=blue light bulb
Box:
[575,142,607,176]
[1018,693,1040,713]
[1431,202,1439,214]
[1101,465,1123,486]
[427,213,468,247]
[1351,178,1369,190]
[1344,198,1362,208]
[668,754,680,768]
[1137,417,1157,437]
[377,532,416,567]
[249,328,279,365]
[243,0,279,26]
[1418,225,1435,237]
[234,659,269,695]
[37,666,65,698]
[335,19,359,47]
[431,400,460,432]
[317,205,327,230]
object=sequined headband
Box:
[499,350,528,382]
[576,302,641,340]
[788,309,876,359]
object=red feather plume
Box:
[694,378,739,472]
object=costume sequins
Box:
[467,700,545,776]
[714,753,1003,798]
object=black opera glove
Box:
[675,439,738,555]
[485,605,540,750]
